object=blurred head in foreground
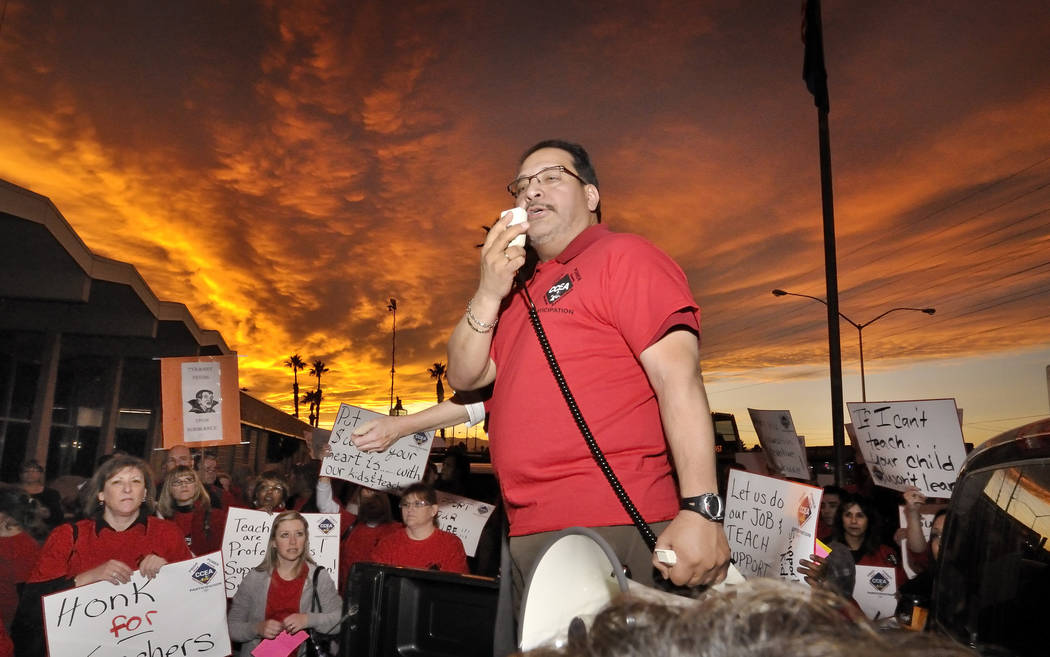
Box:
[518,578,974,657]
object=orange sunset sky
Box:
[1,1,1048,446]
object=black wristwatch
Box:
[680,493,725,522]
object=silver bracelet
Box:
[465,312,493,333]
[466,298,498,330]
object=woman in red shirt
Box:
[372,483,468,574]
[11,455,191,657]
[156,465,227,555]
[0,485,43,630]
[227,510,341,657]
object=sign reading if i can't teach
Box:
[847,399,966,499]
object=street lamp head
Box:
[922,308,936,315]
[771,289,787,297]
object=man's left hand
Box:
[652,510,730,587]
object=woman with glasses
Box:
[371,483,468,574]
[251,471,289,514]
[227,510,341,657]
[156,465,227,555]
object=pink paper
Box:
[814,538,831,558]
[251,630,308,657]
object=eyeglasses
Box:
[172,478,197,487]
[259,485,285,494]
[399,500,433,509]
[506,166,587,199]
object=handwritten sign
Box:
[748,409,810,479]
[723,470,822,581]
[853,565,898,620]
[160,355,242,448]
[321,403,434,492]
[43,552,230,657]
[435,491,496,557]
[846,400,967,498]
[221,508,340,597]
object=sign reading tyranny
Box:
[723,470,822,582]
[43,553,230,657]
[846,399,967,498]
[221,509,340,597]
[322,403,434,492]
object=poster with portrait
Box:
[42,552,230,657]
[160,355,242,448]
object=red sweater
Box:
[0,532,40,626]
[371,528,468,574]
[30,512,191,583]
[169,501,227,556]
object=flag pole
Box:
[803,0,846,486]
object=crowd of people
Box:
[0,444,474,657]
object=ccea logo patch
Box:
[317,517,336,535]
[191,561,217,585]
[412,431,428,445]
[868,570,890,592]
[797,495,813,526]
[546,275,573,304]
[476,505,490,516]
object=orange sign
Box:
[160,355,242,448]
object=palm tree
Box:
[302,389,319,427]
[427,362,447,439]
[309,360,329,426]
[284,354,306,418]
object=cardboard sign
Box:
[160,355,242,448]
[321,403,434,492]
[748,409,810,479]
[853,565,898,620]
[435,491,495,557]
[43,552,230,657]
[723,470,822,581]
[221,509,340,597]
[846,400,967,498]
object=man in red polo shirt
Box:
[446,140,730,598]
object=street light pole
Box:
[771,289,935,401]
[388,298,397,414]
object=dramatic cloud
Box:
[1,0,1047,443]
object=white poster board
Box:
[748,409,810,479]
[853,565,898,620]
[43,552,230,657]
[435,491,495,557]
[221,509,340,597]
[846,399,967,498]
[322,403,434,492]
[723,470,822,581]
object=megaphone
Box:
[518,527,743,651]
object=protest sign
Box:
[160,355,242,448]
[435,491,496,557]
[853,565,898,620]
[221,508,340,597]
[899,503,942,578]
[846,399,967,498]
[733,451,770,476]
[43,552,230,657]
[321,403,434,492]
[748,409,810,479]
[723,470,822,581]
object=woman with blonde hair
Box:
[156,465,226,555]
[227,510,341,657]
